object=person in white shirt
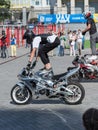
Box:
[26,30,60,77]
[77,29,83,55]
[70,31,77,56]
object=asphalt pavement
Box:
[0,46,98,130]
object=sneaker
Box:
[39,68,54,79]
[39,67,45,71]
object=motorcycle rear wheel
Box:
[62,82,85,105]
[11,84,32,105]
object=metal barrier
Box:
[0,23,92,47]
[0,24,61,47]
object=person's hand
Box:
[31,60,37,69]
[26,61,31,70]
[82,31,86,35]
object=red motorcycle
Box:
[68,55,98,82]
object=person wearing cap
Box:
[82,11,98,55]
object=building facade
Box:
[10,0,98,22]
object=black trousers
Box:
[38,37,60,65]
[1,45,6,58]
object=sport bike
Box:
[68,55,98,82]
[11,63,85,105]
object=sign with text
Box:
[38,14,86,23]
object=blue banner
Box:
[38,14,87,23]
[38,14,56,23]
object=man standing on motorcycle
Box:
[26,30,60,77]
[82,11,98,55]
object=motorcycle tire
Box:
[11,84,32,105]
[62,81,85,105]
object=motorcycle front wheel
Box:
[11,84,32,105]
[62,82,85,105]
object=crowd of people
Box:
[68,29,85,56]
[0,29,17,58]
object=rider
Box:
[26,30,60,78]
[82,11,98,55]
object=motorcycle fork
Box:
[21,81,34,95]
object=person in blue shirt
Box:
[10,33,17,57]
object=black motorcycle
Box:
[11,63,85,105]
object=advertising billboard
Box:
[38,14,86,24]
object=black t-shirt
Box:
[23,30,35,44]
[87,17,97,35]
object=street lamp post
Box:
[22,7,27,26]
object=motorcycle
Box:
[11,63,85,105]
[68,55,98,82]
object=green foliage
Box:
[0,0,11,21]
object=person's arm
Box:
[82,23,91,34]
[26,48,37,70]
[29,48,37,62]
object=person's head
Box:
[82,108,98,130]
[78,29,81,34]
[72,30,76,35]
[11,33,15,38]
[83,11,91,19]
[2,30,5,35]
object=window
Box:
[46,0,49,5]
[35,0,39,5]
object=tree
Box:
[0,0,11,22]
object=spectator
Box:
[69,31,77,56]
[0,30,7,58]
[82,108,98,130]
[77,29,83,55]
[10,33,17,57]
[68,30,72,46]
[23,26,35,53]
[59,32,66,56]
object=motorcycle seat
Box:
[52,72,67,80]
